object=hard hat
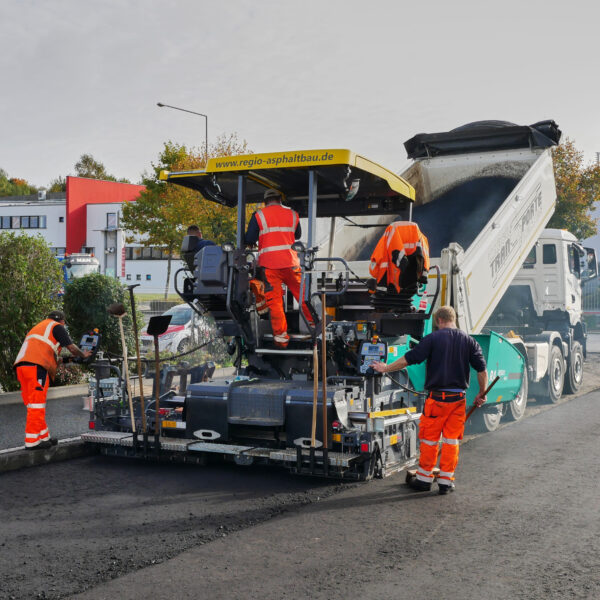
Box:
[264,188,282,201]
[47,310,66,322]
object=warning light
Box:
[360,442,370,453]
[88,421,96,430]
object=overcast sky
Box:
[1,0,598,188]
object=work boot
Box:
[438,482,455,495]
[408,477,431,492]
[28,438,58,450]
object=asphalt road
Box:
[1,388,599,599]
[0,395,89,450]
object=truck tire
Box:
[469,405,502,433]
[563,341,583,395]
[505,374,528,422]
[539,345,564,404]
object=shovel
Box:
[465,375,501,421]
[108,303,136,437]
[146,314,172,449]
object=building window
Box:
[81,247,95,254]
[59,216,64,223]
[126,274,131,281]
[30,216,39,228]
[107,212,118,230]
[39,215,47,228]
[146,274,151,280]
[21,216,30,228]
[136,274,141,281]
[50,247,66,256]
[1,216,10,229]
[11,216,20,228]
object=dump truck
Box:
[57,252,100,283]
[82,119,596,478]
[330,120,596,430]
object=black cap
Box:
[47,310,66,322]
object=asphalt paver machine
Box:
[84,150,441,479]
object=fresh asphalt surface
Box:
[0,391,599,598]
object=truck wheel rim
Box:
[551,358,563,392]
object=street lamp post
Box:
[157,102,208,162]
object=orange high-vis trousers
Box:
[264,266,314,347]
[16,364,51,448]
[249,278,269,315]
[416,395,466,485]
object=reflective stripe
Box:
[259,226,296,234]
[25,432,40,439]
[420,438,439,446]
[273,333,289,343]
[256,209,268,230]
[417,467,433,476]
[27,403,47,409]
[24,333,60,352]
[392,250,405,266]
[25,440,41,448]
[258,245,294,255]
[416,472,434,482]
[442,437,460,446]
[438,470,454,478]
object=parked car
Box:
[141,304,202,355]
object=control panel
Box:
[358,340,388,375]
[72,329,101,364]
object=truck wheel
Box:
[470,405,502,433]
[540,345,564,404]
[505,374,528,422]
[360,448,383,481]
[563,341,583,395]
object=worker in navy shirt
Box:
[371,305,488,494]
[186,225,215,252]
[182,225,215,271]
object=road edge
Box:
[0,438,96,474]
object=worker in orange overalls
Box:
[245,189,314,348]
[370,306,488,494]
[369,220,430,293]
[14,311,91,450]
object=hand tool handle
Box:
[118,317,136,433]
[310,342,318,448]
[465,375,501,421]
[128,286,147,433]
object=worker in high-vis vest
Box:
[369,220,430,294]
[370,306,488,495]
[245,188,314,348]
[13,311,91,450]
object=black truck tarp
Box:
[404,120,561,159]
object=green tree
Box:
[0,168,38,197]
[47,175,67,193]
[549,140,600,239]
[121,134,251,298]
[74,153,131,183]
[0,232,64,391]
[62,273,141,358]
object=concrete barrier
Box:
[0,438,97,474]
[0,384,88,407]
